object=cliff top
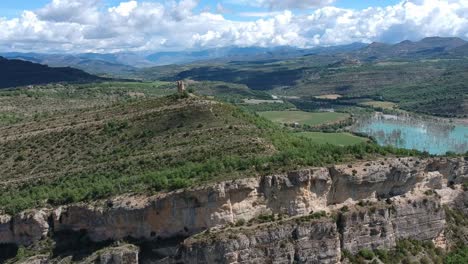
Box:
[0,92,423,214]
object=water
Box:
[353,113,468,155]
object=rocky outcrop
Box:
[328,158,446,204]
[339,196,445,254]
[160,196,448,263]
[51,168,332,242]
[99,244,140,264]
[172,218,341,264]
[0,157,466,263]
[0,209,49,246]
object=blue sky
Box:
[0,0,466,53]
[0,0,402,19]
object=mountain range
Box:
[0,56,102,89]
[354,37,467,60]
[0,43,367,75]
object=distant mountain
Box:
[1,52,137,76]
[355,37,467,60]
[1,44,367,74]
[146,44,367,65]
[445,43,468,57]
[0,56,102,89]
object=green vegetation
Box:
[445,246,468,264]
[241,101,296,113]
[258,110,350,127]
[343,239,446,264]
[295,132,368,146]
[344,239,468,264]
[140,50,468,117]
[0,56,101,89]
[359,100,398,110]
[0,83,425,214]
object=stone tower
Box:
[176,80,186,93]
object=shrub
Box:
[358,249,375,260]
[235,219,246,227]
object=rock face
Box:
[339,196,446,254]
[99,245,140,264]
[0,209,49,246]
[173,219,341,264]
[328,158,445,204]
[0,157,466,263]
[52,168,332,242]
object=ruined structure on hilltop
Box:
[176,80,186,93]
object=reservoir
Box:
[353,113,468,155]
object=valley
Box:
[0,36,466,264]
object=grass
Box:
[360,100,398,110]
[344,239,446,264]
[258,110,350,127]
[143,55,468,117]
[0,83,425,214]
[295,132,368,146]
[314,94,342,100]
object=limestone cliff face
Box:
[159,195,449,264]
[328,158,450,204]
[52,168,332,242]
[172,219,341,264]
[339,196,446,254]
[0,157,466,263]
[0,209,49,246]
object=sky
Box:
[0,0,467,53]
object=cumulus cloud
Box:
[255,0,336,10]
[36,0,100,24]
[0,0,467,53]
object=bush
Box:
[358,249,375,260]
[445,246,468,264]
[235,219,246,227]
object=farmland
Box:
[258,110,350,127]
[295,132,368,146]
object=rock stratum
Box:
[0,157,467,263]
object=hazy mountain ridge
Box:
[355,37,467,59]
[0,56,103,88]
[0,53,138,76]
[1,43,367,73]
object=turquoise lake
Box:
[353,113,468,155]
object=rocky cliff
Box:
[0,157,466,263]
[174,218,341,264]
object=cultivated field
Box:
[295,132,368,146]
[258,110,350,126]
[360,100,398,110]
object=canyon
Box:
[1,157,467,263]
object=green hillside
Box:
[0,84,422,214]
[0,57,102,88]
[138,57,468,117]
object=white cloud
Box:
[256,0,336,10]
[108,1,138,17]
[0,0,466,53]
[238,11,284,18]
[36,0,100,24]
[232,0,335,9]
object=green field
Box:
[360,100,398,110]
[258,110,349,126]
[296,132,368,146]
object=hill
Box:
[446,43,468,57]
[0,57,102,88]
[0,85,420,214]
[354,37,467,60]
[145,44,366,65]
[136,37,468,117]
[0,53,137,76]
